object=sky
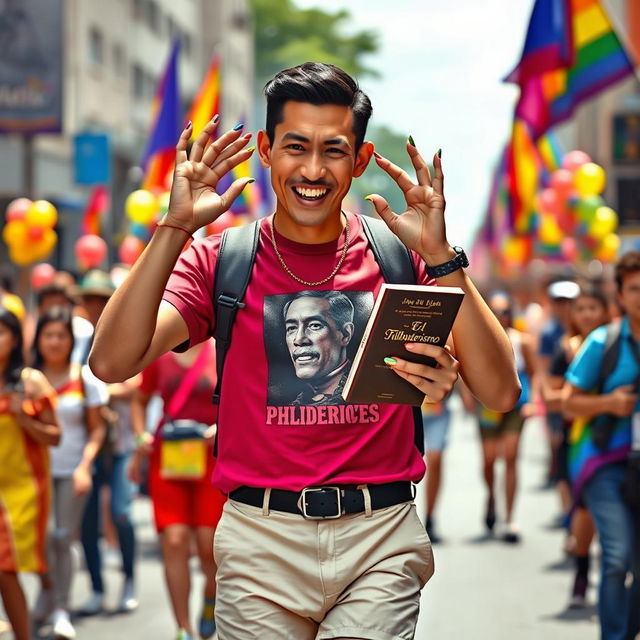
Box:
[295,0,537,247]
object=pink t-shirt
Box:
[163,212,432,493]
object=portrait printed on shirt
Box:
[264,290,378,426]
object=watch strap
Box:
[425,246,469,279]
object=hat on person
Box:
[76,270,115,298]
[547,280,580,300]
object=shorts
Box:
[478,408,525,440]
[148,445,226,532]
[423,411,451,452]
[214,498,434,640]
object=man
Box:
[91,63,519,639]
[564,251,640,640]
[284,290,354,405]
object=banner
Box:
[0,0,64,133]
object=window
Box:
[146,0,161,34]
[132,63,144,98]
[89,26,104,65]
[113,43,125,77]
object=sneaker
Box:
[502,522,521,544]
[33,587,54,624]
[198,597,216,639]
[425,517,442,544]
[77,591,104,616]
[51,608,76,639]
[118,578,138,612]
[569,574,588,608]
[175,630,194,640]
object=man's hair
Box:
[36,284,74,308]
[283,290,354,335]
[615,250,640,292]
[264,62,372,151]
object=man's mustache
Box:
[293,349,319,361]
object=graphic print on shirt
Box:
[264,290,380,426]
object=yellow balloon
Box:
[589,206,618,240]
[25,200,58,229]
[125,190,157,225]
[33,229,58,260]
[595,233,620,263]
[2,221,28,247]
[539,216,563,246]
[10,243,39,266]
[574,162,606,197]
[0,293,25,321]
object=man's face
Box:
[551,298,573,330]
[39,293,72,314]
[285,297,353,381]
[258,101,372,231]
[618,271,640,322]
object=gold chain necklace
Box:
[270,214,351,287]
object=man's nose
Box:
[294,326,311,345]
[300,152,326,182]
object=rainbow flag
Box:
[141,40,181,192]
[507,0,636,139]
[187,55,220,142]
[80,186,109,236]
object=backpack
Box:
[211,215,425,454]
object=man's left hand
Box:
[365,142,452,261]
[387,343,459,403]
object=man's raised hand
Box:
[165,117,255,233]
[365,141,451,260]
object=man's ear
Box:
[353,141,374,178]
[257,130,272,168]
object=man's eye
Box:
[308,322,324,331]
[327,148,346,155]
[285,325,296,334]
[285,144,304,151]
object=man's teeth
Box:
[294,187,327,199]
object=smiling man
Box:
[90,62,519,640]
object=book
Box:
[342,284,465,406]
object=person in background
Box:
[476,291,535,542]
[546,285,610,608]
[564,252,640,640]
[0,308,59,640]
[128,340,225,640]
[31,306,107,639]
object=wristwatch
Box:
[425,246,469,279]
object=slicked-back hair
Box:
[615,251,640,292]
[283,290,355,336]
[264,62,372,152]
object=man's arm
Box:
[366,143,520,412]
[563,383,637,419]
[90,118,255,383]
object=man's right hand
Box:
[607,384,638,417]
[166,117,256,233]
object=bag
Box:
[159,343,212,480]
[212,216,426,454]
[621,451,640,509]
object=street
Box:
[16,406,599,639]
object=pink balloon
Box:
[561,237,578,262]
[550,169,574,197]
[6,198,32,223]
[75,234,107,268]
[31,263,56,290]
[118,235,145,266]
[539,188,561,214]
[562,150,591,172]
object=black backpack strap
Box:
[212,220,261,405]
[598,322,623,391]
[359,215,424,453]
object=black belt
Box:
[229,481,415,520]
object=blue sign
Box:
[74,133,110,184]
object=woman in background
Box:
[0,308,59,640]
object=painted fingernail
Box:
[233,122,244,131]
[437,148,442,158]
[364,195,373,201]
[247,146,256,153]
[247,178,255,183]
[373,151,382,159]
[244,133,252,139]
[212,114,220,124]
[384,357,397,366]
[405,343,416,350]
[408,135,415,146]
[185,120,192,130]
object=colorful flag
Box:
[507,0,637,139]
[80,186,109,236]
[140,40,181,192]
[186,55,220,142]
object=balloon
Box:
[0,293,25,321]
[31,263,56,290]
[27,226,44,242]
[5,198,32,223]
[589,206,618,240]
[125,190,157,225]
[562,150,591,172]
[10,243,40,266]
[538,215,563,246]
[550,169,574,197]
[561,237,578,262]
[574,162,606,197]
[557,210,576,234]
[38,229,58,258]
[75,234,107,269]
[595,233,620,263]
[158,191,171,216]
[25,200,58,229]
[2,221,28,247]
[576,195,605,223]
[539,188,561,214]
[118,235,145,266]
[130,222,151,242]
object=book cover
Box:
[342,284,464,405]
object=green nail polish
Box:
[408,135,415,147]
[364,194,373,201]
[247,146,256,153]
[384,357,397,366]
[247,178,255,183]
[437,148,442,158]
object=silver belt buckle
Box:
[298,486,343,519]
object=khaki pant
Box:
[213,497,434,640]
